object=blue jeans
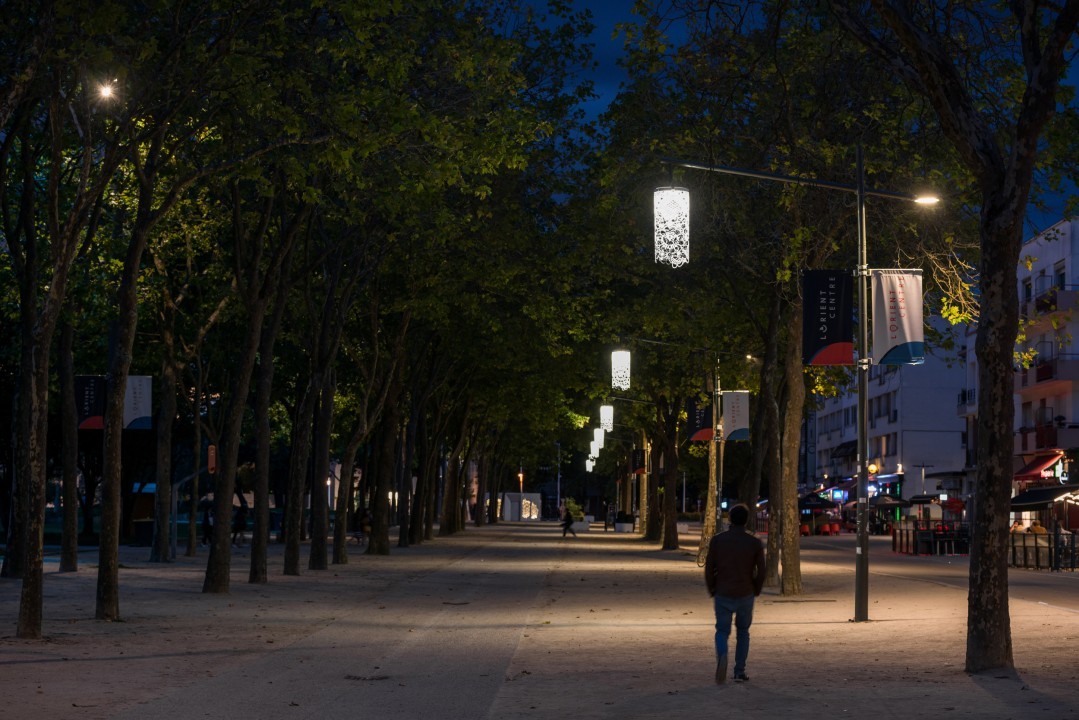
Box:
[713,593,755,675]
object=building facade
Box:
[1013,219,1079,489]
[808,336,968,503]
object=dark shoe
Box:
[733,672,749,683]
[715,656,728,685]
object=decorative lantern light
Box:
[611,350,631,390]
[586,459,594,472]
[590,440,599,459]
[654,186,690,267]
[600,404,614,431]
[594,427,605,450]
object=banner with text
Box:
[721,391,751,441]
[802,270,854,365]
[75,375,106,429]
[123,375,153,429]
[872,270,924,366]
[685,396,713,442]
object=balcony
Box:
[1020,286,1079,326]
[956,388,977,417]
[1016,354,1079,395]
[1015,421,1079,454]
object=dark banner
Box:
[803,269,854,365]
[631,448,646,475]
[75,375,106,429]
[685,397,713,442]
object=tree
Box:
[1,6,130,637]
[833,0,1079,674]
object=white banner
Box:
[721,391,751,441]
[872,270,924,366]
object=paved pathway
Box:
[5,523,1079,719]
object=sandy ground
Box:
[2,523,1078,719]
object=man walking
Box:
[704,503,765,684]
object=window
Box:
[1023,279,1032,301]
[1055,262,1066,290]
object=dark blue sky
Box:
[559,1,1073,230]
[577,2,632,120]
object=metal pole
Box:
[854,145,871,622]
[714,360,723,525]
[556,441,561,515]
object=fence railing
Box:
[1008,530,1077,572]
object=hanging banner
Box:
[75,375,106,429]
[872,270,924,365]
[123,375,153,429]
[685,396,713,442]
[802,270,854,365]
[631,448,646,475]
[721,391,751,441]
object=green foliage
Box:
[563,496,584,520]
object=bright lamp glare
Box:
[99,83,114,99]
[913,194,939,205]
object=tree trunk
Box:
[967,202,1023,671]
[16,345,49,637]
[150,313,178,564]
[661,460,680,550]
[398,420,415,546]
[308,373,335,571]
[369,389,401,554]
[778,299,805,595]
[186,373,204,558]
[58,317,80,572]
[249,286,286,583]
[98,209,158,620]
[332,429,364,564]
[283,383,315,576]
[644,440,662,542]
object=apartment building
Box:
[807,327,967,502]
[1013,219,1079,488]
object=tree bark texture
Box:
[779,299,805,595]
[150,314,179,564]
[58,318,80,572]
[283,383,315,576]
[308,375,335,571]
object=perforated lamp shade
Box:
[654,187,690,267]
[600,404,614,431]
[611,350,631,390]
[594,427,605,450]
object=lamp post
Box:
[656,149,937,622]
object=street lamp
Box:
[600,404,614,432]
[654,187,690,267]
[656,148,937,622]
[611,350,631,390]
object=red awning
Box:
[1014,452,1064,480]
